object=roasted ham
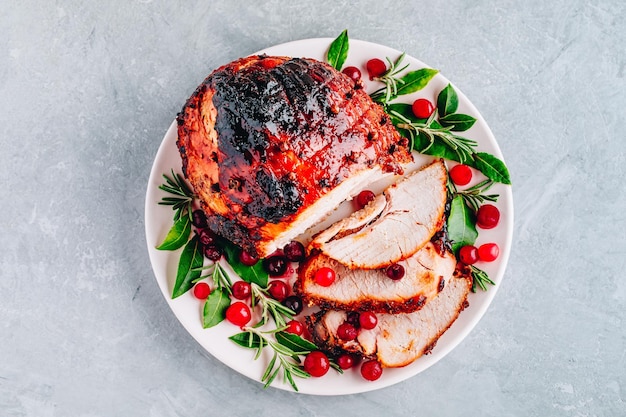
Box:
[176,55,412,257]
[296,242,456,313]
[306,269,472,368]
[309,159,448,269]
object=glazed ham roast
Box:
[176,53,471,371]
[177,55,412,258]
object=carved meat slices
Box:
[176,55,412,258]
[297,242,456,313]
[306,271,472,368]
[308,159,448,269]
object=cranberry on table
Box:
[314,267,336,287]
[193,282,211,300]
[449,164,473,186]
[476,204,500,229]
[282,295,303,315]
[191,210,208,228]
[285,320,304,336]
[303,351,330,377]
[263,255,288,276]
[283,241,306,262]
[360,360,383,381]
[238,250,259,266]
[359,311,378,330]
[412,98,435,119]
[459,245,479,265]
[386,263,405,280]
[366,58,387,80]
[478,243,500,262]
[356,190,376,209]
[336,354,355,370]
[268,280,289,302]
[337,322,358,341]
[225,302,252,327]
[342,66,362,82]
[232,281,252,300]
[204,245,222,262]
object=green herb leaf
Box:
[473,152,511,185]
[439,113,477,132]
[395,68,439,98]
[229,331,265,349]
[222,241,269,287]
[470,265,496,292]
[202,288,230,328]
[172,234,204,298]
[275,331,318,355]
[327,29,349,70]
[447,195,478,253]
[156,214,191,251]
[437,83,459,117]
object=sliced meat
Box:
[296,242,456,313]
[309,159,448,269]
[176,55,412,258]
[306,269,472,368]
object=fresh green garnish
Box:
[326,29,349,71]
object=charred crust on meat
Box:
[437,276,446,293]
[388,144,396,154]
[380,115,388,125]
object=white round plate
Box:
[145,38,513,395]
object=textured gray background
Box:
[1,0,625,416]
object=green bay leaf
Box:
[229,331,265,349]
[222,241,269,287]
[275,331,317,355]
[437,83,459,117]
[474,152,512,185]
[156,214,191,251]
[171,234,204,299]
[439,113,477,132]
[395,68,439,98]
[326,29,349,70]
[203,288,230,328]
[447,195,478,253]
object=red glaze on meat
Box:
[177,55,412,257]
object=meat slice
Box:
[176,55,412,257]
[306,269,472,368]
[309,159,448,269]
[296,242,456,313]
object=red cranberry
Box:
[359,311,378,330]
[478,243,500,262]
[356,190,376,209]
[238,250,259,266]
[303,351,330,377]
[360,360,383,381]
[337,323,358,341]
[342,66,362,82]
[193,282,211,300]
[336,354,355,370]
[476,204,500,229]
[268,280,289,302]
[198,228,216,246]
[283,241,305,262]
[282,295,303,315]
[449,164,473,186]
[285,320,304,336]
[366,58,387,80]
[204,245,222,262]
[386,264,405,280]
[346,311,361,328]
[232,281,251,300]
[225,302,251,327]
[191,210,208,228]
[263,255,288,277]
[411,98,435,119]
[459,245,479,265]
[314,267,336,287]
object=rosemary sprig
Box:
[250,283,296,329]
[370,53,410,103]
[391,109,478,164]
[193,263,233,295]
[448,179,499,212]
[158,170,194,221]
[231,328,312,391]
[470,265,496,292]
